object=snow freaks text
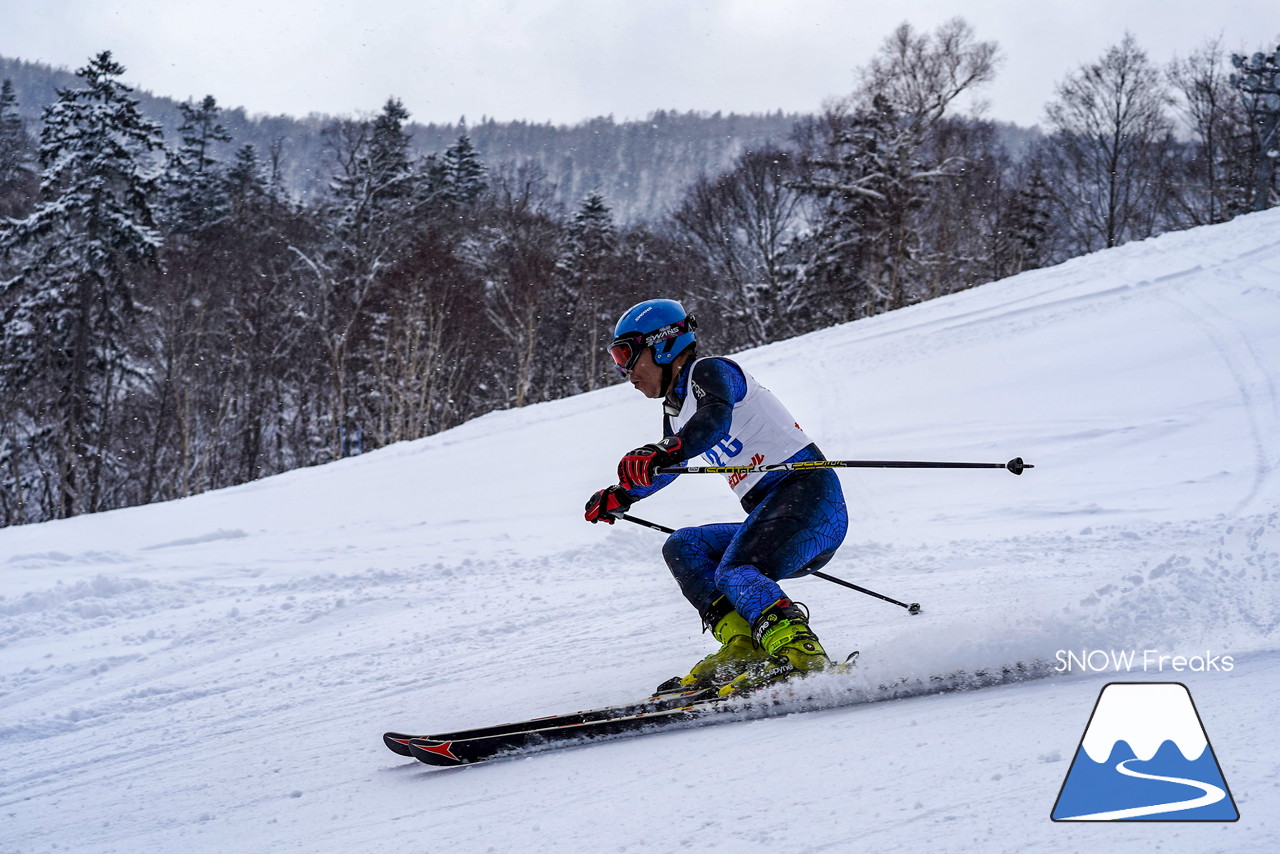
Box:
[1054,650,1235,673]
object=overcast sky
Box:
[1,1,1276,128]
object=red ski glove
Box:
[617,436,684,490]
[584,485,633,524]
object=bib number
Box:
[703,437,744,466]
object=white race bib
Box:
[670,358,813,498]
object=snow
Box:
[4,210,1280,852]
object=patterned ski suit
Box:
[625,356,848,625]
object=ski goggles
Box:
[608,317,695,375]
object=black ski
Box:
[387,658,1056,767]
[405,693,735,766]
[382,686,717,757]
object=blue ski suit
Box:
[625,356,848,626]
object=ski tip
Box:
[383,732,418,757]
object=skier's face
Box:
[626,348,665,399]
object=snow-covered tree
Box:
[441,134,487,207]
[0,78,37,220]
[162,94,233,233]
[309,97,447,455]
[1165,39,1249,224]
[558,193,619,390]
[1003,158,1055,274]
[0,51,164,518]
[0,79,32,187]
[792,19,1000,319]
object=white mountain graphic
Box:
[1081,683,1206,762]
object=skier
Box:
[585,299,849,695]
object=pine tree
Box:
[793,97,911,321]
[0,51,164,518]
[0,79,31,186]
[225,144,269,215]
[0,78,37,219]
[368,97,414,204]
[312,97,430,456]
[1000,158,1054,275]
[442,134,487,206]
[163,94,233,233]
[558,193,618,390]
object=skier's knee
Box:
[661,527,702,568]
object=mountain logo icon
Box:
[1051,682,1239,821]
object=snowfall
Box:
[3,210,1280,854]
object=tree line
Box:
[0,54,811,224]
[1,21,1277,526]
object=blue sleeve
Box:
[621,412,684,502]
[672,357,747,460]
[623,470,680,502]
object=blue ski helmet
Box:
[609,299,697,375]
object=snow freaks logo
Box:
[1051,683,1239,822]
[1054,648,1234,673]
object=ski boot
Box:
[656,597,771,693]
[718,598,833,696]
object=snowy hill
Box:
[4,210,1280,852]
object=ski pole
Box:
[615,513,921,615]
[658,456,1033,476]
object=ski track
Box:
[1163,285,1280,516]
[3,212,1280,852]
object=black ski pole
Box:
[807,571,921,614]
[615,513,921,615]
[657,456,1033,476]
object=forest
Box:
[0,19,1277,526]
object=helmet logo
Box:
[643,321,687,348]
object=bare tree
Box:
[672,147,809,345]
[467,163,564,408]
[1168,37,1252,224]
[1043,34,1176,253]
[857,18,1001,135]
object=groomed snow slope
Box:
[3,210,1280,853]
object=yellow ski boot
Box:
[719,598,833,696]
[657,598,771,693]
